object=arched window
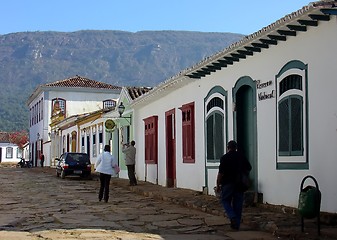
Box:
[206,111,224,161]
[204,86,227,162]
[278,94,303,156]
[276,60,308,169]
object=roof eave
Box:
[130,75,196,107]
[183,3,336,79]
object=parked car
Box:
[56,152,92,179]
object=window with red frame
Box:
[179,102,195,163]
[51,98,66,116]
[143,116,158,164]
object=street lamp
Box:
[117,102,132,124]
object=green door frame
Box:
[233,76,258,191]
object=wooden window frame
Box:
[179,102,195,163]
[143,116,158,164]
[103,99,116,109]
[6,147,13,159]
[51,98,66,115]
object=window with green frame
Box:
[278,95,303,156]
[278,74,303,156]
[206,96,224,162]
[206,112,224,161]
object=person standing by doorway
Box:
[95,145,119,203]
[122,140,137,186]
[216,140,252,230]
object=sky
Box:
[1,0,313,35]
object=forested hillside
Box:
[0,30,244,131]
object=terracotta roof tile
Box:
[0,132,10,143]
[127,87,152,100]
[44,75,121,90]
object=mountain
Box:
[0,30,244,131]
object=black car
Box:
[56,152,92,179]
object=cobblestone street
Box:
[0,166,280,240]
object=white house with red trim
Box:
[130,1,337,213]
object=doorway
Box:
[233,77,258,191]
[165,109,176,188]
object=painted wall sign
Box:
[256,80,273,89]
[258,90,275,101]
[256,80,275,101]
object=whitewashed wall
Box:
[202,18,337,212]
[28,87,120,167]
[0,143,22,163]
[134,80,210,191]
[133,17,337,213]
[47,91,117,117]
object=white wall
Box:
[28,87,119,167]
[134,80,210,191]
[202,18,337,212]
[0,143,22,163]
[134,17,337,213]
[48,91,118,117]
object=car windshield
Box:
[67,153,90,164]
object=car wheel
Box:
[61,170,66,179]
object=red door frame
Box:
[165,109,176,187]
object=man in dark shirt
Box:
[216,140,252,230]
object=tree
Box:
[8,130,29,149]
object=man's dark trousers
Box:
[127,164,137,186]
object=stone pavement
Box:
[108,174,337,240]
[0,164,276,240]
[37,166,337,239]
[1,164,336,240]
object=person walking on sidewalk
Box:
[216,140,252,230]
[122,140,137,186]
[95,145,119,202]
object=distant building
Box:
[0,132,23,163]
[26,75,121,167]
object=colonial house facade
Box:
[26,75,121,167]
[0,132,24,163]
[50,86,150,177]
[129,1,337,213]
[102,86,151,179]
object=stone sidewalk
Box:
[107,174,337,240]
[4,164,337,239]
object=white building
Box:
[130,1,337,213]
[26,75,121,167]
[49,86,150,175]
[0,132,23,164]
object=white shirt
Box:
[95,151,118,176]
